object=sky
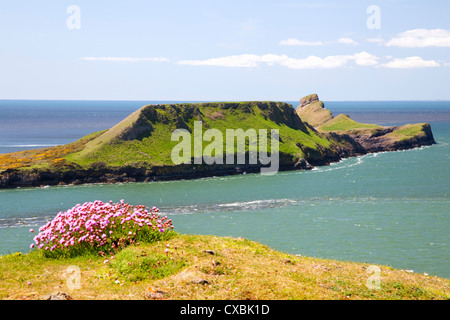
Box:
[1,0,450,101]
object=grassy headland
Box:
[0,95,435,188]
[1,233,448,300]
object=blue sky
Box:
[1,0,449,101]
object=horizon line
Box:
[1,98,450,102]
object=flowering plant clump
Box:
[30,200,175,258]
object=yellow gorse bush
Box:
[0,139,89,171]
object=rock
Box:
[293,158,313,170]
[296,94,333,127]
[299,93,319,108]
[192,278,210,285]
[43,292,72,300]
[212,260,220,266]
[144,287,167,300]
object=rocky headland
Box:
[0,94,435,188]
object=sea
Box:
[0,100,449,279]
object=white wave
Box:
[0,215,53,229]
[313,153,373,173]
[162,198,299,215]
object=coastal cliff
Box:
[0,95,435,188]
[296,94,435,156]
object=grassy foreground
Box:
[1,233,448,300]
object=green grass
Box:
[319,114,381,132]
[1,234,449,300]
[110,245,186,282]
[65,102,334,168]
[386,123,428,141]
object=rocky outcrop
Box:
[321,124,435,159]
[296,95,435,161]
[299,94,319,108]
[347,123,435,153]
[296,94,333,127]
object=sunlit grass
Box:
[319,114,381,132]
[1,234,449,300]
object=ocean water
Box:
[0,100,449,279]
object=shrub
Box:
[30,200,175,258]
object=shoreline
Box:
[0,139,435,189]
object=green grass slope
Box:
[319,114,382,133]
[385,123,432,141]
[1,234,449,300]
[65,101,334,168]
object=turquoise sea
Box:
[0,100,449,279]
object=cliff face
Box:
[0,95,436,188]
[296,94,333,127]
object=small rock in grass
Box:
[145,287,166,300]
[44,292,72,300]
[212,260,220,266]
[192,278,210,285]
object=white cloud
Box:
[385,29,450,47]
[380,56,440,69]
[278,38,324,46]
[81,57,169,62]
[178,54,282,68]
[337,37,358,46]
[179,52,378,69]
[352,51,378,66]
[279,55,350,69]
[280,37,358,46]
